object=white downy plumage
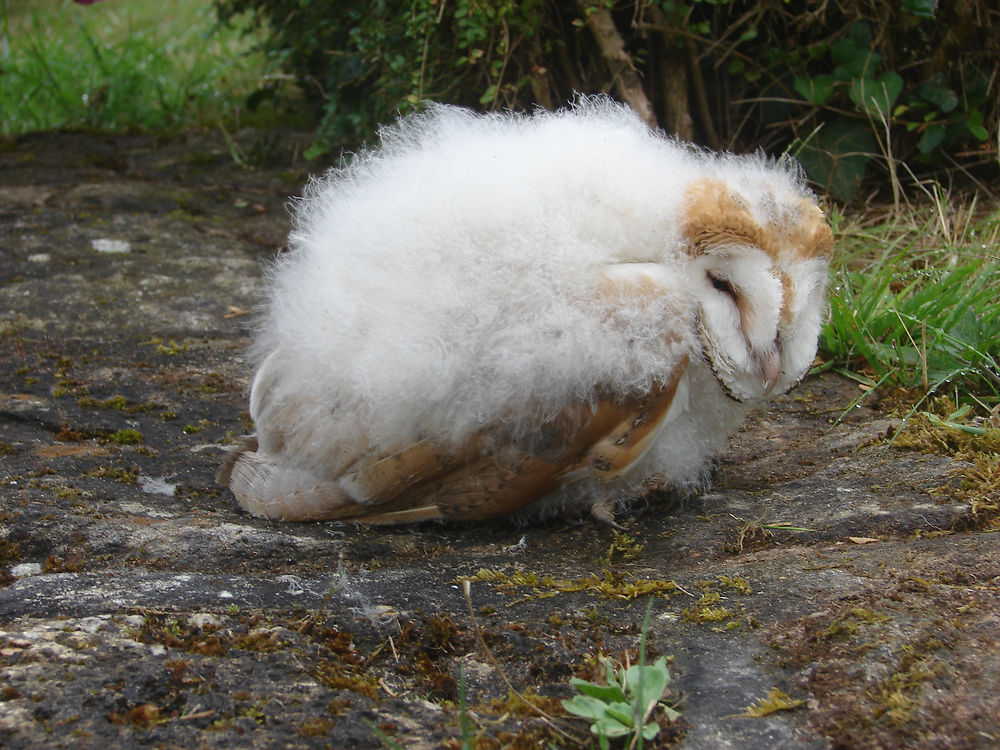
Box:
[220,96,833,525]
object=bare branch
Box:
[576,1,657,128]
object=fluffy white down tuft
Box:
[243,96,829,517]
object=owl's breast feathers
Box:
[219,358,688,524]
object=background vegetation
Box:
[0,0,301,135]
[821,197,999,420]
[214,0,999,202]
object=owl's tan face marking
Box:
[778,270,795,327]
[682,178,832,403]
[682,179,833,261]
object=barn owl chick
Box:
[219,97,833,526]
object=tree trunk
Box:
[527,33,555,110]
[659,50,693,140]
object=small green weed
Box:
[562,600,679,749]
[110,428,143,445]
[563,656,679,749]
[740,687,805,718]
[458,664,474,749]
[599,530,646,565]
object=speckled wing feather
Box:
[221,361,687,524]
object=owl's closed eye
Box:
[219,96,833,526]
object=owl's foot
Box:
[590,498,625,530]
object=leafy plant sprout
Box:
[562,598,680,749]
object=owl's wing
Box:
[220,262,689,524]
[220,361,687,524]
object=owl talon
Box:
[590,499,624,530]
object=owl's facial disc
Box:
[695,247,824,404]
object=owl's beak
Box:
[760,348,782,396]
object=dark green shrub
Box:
[216,0,999,201]
[215,0,551,155]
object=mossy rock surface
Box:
[1,131,998,748]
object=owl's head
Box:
[683,177,833,403]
